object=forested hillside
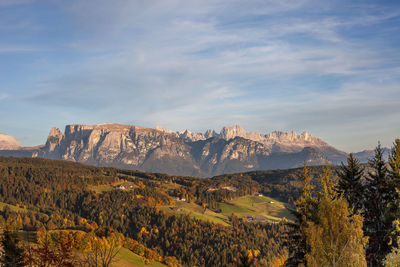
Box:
[1,139,399,267]
[0,156,293,266]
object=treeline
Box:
[287,140,400,266]
[213,166,337,204]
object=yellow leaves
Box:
[83,231,124,253]
[271,253,288,267]
[304,197,367,267]
[163,256,179,267]
[247,249,253,259]
[140,227,149,235]
[79,217,87,225]
[246,249,260,259]
[137,181,145,189]
[246,249,260,260]
[147,196,156,206]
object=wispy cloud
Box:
[1,0,400,150]
[0,93,8,100]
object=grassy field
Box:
[161,201,230,226]
[88,181,137,194]
[160,195,293,226]
[113,247,166,267]
[223,195,294,222]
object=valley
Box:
[0,156,295,266]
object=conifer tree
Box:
[389,139,400,185]
[1,229,25,267]
[286,163,317,266]
[336,153,364,213]
[386,139,400,258]
[363,143,395,266]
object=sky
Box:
[0,0,399,152]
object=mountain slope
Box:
[0,133,22,150]
[21,123,345,176]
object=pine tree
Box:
[389,139,400,186]
[286,163,317,266]
[1,229,25,267]
[363,143,395,266]
[386,139,400,258]
[336,153,364,213]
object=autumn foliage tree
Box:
[289,163,367,267]
[23,229,77,267]
[304,167,367,267]
[83,231,123,267]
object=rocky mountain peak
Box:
[45,127,64,153]
[155,126,172,133]
[13,122,349,176]
[48,127,62,139]
[204,129,218,139]
[0,133,22,150]
[219,125,247,140]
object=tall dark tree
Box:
[1,230,25,267]
[388,139,400,185]
[286,163,317,266]
[363,143,395,266]
[336,153,364,213]
[386,139,400,252]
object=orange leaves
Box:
[79,217,87,225]
[270,253,288,267]
[147,196,156,206]
[140,227,149,235]
[247,249,260,259]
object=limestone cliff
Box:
[38,123,347,176]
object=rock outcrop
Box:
[34,123,348,176]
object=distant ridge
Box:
[0,123,386,176]
[0,133,22,150]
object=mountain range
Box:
[0,124,389,176]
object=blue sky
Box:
[0,0,399,152]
